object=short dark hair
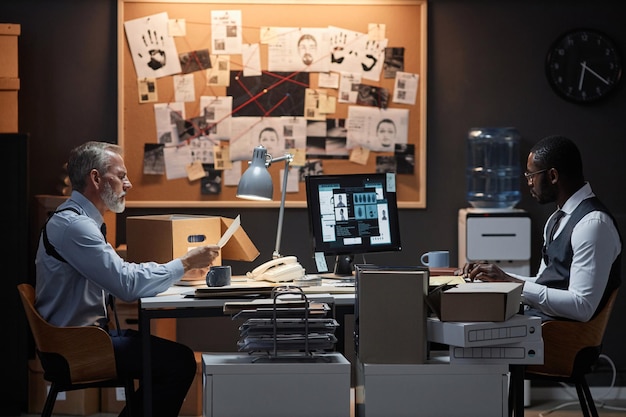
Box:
[376,118,396,131]
[297,34,316,47]
[530,135,584,182]
[259,126,278,140]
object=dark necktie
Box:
[546,210,565,243]
[100,223,107,240]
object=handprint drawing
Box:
[330,32,347,64]
[138,29,166,71]
[361,40,382,72]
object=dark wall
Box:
[4,1,626,408]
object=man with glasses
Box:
[458,135,621,322]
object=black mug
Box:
[206,265,231,287]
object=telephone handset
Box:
[247,256,305,283]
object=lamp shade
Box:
[236,146,273,200]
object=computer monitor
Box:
[305,172,402,275]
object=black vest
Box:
[537,197,621,319]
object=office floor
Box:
[20,399,626,417]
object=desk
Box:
[138,285,347,417]
[138,279,529,417]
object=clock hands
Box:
[579,61,610,86]
[578,61,586,90]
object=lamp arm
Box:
[272,156,291,259]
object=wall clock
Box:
[546,28,622,103]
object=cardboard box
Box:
[126,215,259,281]
[28,358,100,416]
[180,351,203,417]
[100,382,138,414]
[100,352,202,416]
[0,77,18,133]
[0,23,20,78]
[355,265,429,364]
[427,314,542,347]
[108,300,176,341]
[429,282,522,322]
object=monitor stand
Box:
[333,255,354,276]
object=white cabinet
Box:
[355,355,508,417]
[202,352,351,417]
[458,208,531,275]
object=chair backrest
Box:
[526,288,619,378]
[17,283,118,384]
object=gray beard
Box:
[102,181,126,213]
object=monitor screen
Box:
[305,172,402,275]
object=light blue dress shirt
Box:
[35,191,184,327]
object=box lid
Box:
[0,23,20,36]
[219,216,259,262]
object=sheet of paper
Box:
[429,275,466,286]
[217,214,240,247]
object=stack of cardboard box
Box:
[101,352,203,416]
[28,357,100,416]
[0,23,19,133]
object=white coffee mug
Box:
[420,250,450,268]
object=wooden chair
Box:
[17,283,134,417]
[524,288,619,417]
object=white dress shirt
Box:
[513,183,621,321]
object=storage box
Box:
[355,355,508,417]
[100,352,202,416]
[202,352,350,417]
[428,282,522,322]
[126,215,259,281]
[0,77,18,133]
[449,339,544,365]
[427,314,542,347]
[355,265,429,364]
[28,358,100,416]
[0,23,20,78]
[180,351,203,417]
[100,386,127,414]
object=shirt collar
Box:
[69,190,105,226]
[560,182,594,216]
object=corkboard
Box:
[118,0,427,208]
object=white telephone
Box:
[247,256,305,283]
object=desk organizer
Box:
[231,286,338,359]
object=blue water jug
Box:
[466,127,521,209]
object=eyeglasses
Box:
[523,168,549,182]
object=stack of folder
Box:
[427,314,544,365]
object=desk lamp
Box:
[236,145,293,259]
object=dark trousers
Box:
[109,328,196,417]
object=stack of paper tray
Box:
[427,314,544,365]
[226,287,338,357]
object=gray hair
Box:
[67,141,122,192]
